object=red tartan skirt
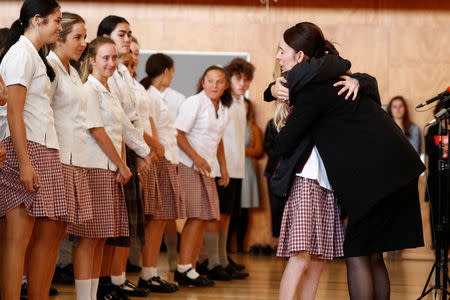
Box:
[277,176,345,260]
[0,137,67,219]
[143,158,186,220]
[178,163,220,221]
[142,163,160,215]
[68,168,129,238]
[59,164,93,224]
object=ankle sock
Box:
[141,267,158,281]
[75,279,91,300]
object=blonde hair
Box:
[272,44,289,129]
[80,36,116,82]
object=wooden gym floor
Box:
[52,254,436,300]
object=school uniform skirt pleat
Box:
[68,168,129,238]
[178,163,220,221]
[59,164,92,224]
[0,137,67,219]
[142,163,161,216]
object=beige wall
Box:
[1,1,449,258]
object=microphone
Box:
[426,107,450,126]
[416,87,450,109]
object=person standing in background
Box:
[387,95,421,153]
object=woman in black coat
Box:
[272,22,425,300]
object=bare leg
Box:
[179,218,206,266]
[297,256,325,300]
[74,238,100,280]
[92,240,107,278]
[100,245,114,278]
[279,252,311,300]
[110,246,129,277]
[27,218,67,300]
[142,218,167,267]
[1,205,35,300]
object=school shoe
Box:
[97,283,129,300]
[196,259,209,275]
[20,282,59,297]
[174,269,215,287]
[206,265,232,281]
[228,256,246,271]
[138,276,179,293]
[114,280,149,297]
[224,263,249,279]
[126,260,142,273]
[52,264,75,284]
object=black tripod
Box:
[418,118,450,300]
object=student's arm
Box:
[177,129,211,176]
[216,138,229,187]
[246,124,263,158]
[0,76,8,106]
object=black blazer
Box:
[276,63,426,223]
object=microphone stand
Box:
[418,116,450,300]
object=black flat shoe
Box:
[138,276,179,293]
[97,284,128,300]
[126,260,142,273]
[174,269,215,287]
[225,263,249,279]
[196,259,209,275]
[228,256,246,271]
[52,264,74,284]
[115,280,149,297]
[207,265,232,281]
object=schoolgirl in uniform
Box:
[96,15,151,298]
[136,53,186,293]
[0,1,66,299]
[173,65,231,287]
[68,36,150,300]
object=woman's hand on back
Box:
[334,75,359,101]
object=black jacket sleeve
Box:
[263,120,277,158]
[264,82,276,102]
[350,72,381,106]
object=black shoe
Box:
[224,263,249,279]
[115,280,149,297]
[126,260,142,273]
[52,265,74,284]
[196,259,209,275]
[97,283,128,300]
[261,244,274,255]
[249,243,262,255]
[228,256,246,271]
[174,269,215,287]
[207,265,232,281]
[20,283,59,297]
[138,276,178,293]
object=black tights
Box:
[346,253,390,300]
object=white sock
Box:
[75,279,91,300]
[121,272,126,283]
[141,267,158,281]
[187,268,200,279]
[22,275,27,285]
[90,278,99,300]
[177,263,199,279]
[111,274,125,286]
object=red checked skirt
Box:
[142,163,160,215]
[59,164,93,224]
[277,176,345,260]
[68,168,129,238]
[178,163,219,221]
[143,158,186,220]
[0,137,67,219]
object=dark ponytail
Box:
[0,0,60,81]
[283,22,338,59]
[141,53,174,88]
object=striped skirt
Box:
[277,176,345,260]
[59,164,92,224]
[178,163,220,221]
[68,168,129,238]
[0,137,67,219]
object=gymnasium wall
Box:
[1,0,449,259]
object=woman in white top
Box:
[95,16,152,298]
[70,36,150,300]
[0,1,65,299]
[173,65,231,287]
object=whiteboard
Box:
[136,50,251,98]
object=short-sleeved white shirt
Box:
[148,86,179,164]
[107,63,139,123]
[130,78,152,136]
[175,90,229,178]
[213,95,246,179]
[47,51,88,167]
[164,87,186,119]
[0,35,59,149]
[85,75,150,171]
[296,146,332,190]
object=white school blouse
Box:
[47,51,88,167]
[130,78,152,136]
[148,86,179,164]
[296,146,332,191]
[0,35,59,149]
[175,90,229,178]
[213,95,246,179]
[85,75,150,171]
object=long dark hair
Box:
[283,22,338,58]
[97,15,129,37]
[196,65,232,107]
[387,96,413,137]
[140,53,174,89]
[0,0,60,81]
